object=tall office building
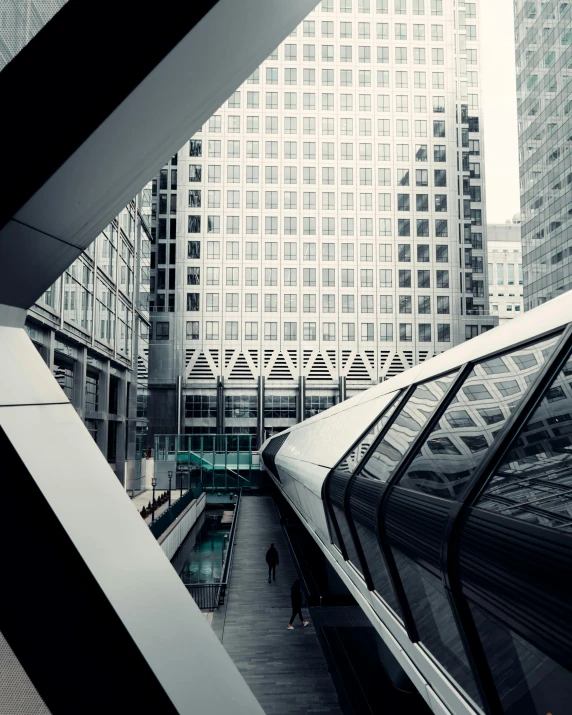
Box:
[26,195,152,490]
[487,219,524,323]
[515,0,572,310]
[148,0,494,448]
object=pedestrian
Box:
[287,580,309,630]
[265,543,279,583]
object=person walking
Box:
[287,580,309,630]
[266,543,279,583]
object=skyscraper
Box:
[148,0,494,448]
[515,0,572,310]
[487,219,524,323]
[26,195,151,490]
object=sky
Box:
[480,0,522,224]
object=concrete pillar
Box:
[74,346,88,419]
[45,328,56,371]
[216,376,225,434]
[115,371,128,485]
[298,375,305,423]
[338,375,346,404]
[96,360,110,458]
[257,375,265,448]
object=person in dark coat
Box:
[266,543,279,583]
[287,580,309,630]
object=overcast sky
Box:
[481,0,521,224]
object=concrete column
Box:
[338,375,346,404]
[257,375,265,448]
[298,375,305,424]
[115,371,128,485]
[45,328,56,371]
[96,360,110,458]
[74,346,88,419]
[216,376,225,434]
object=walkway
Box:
[213,495,341,715]
[130,489,189,525]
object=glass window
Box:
[360,371,459,484]
[397,334,560,500]
[477,344,572,530]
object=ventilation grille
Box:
[268,353,293,381]
[287,350,298,369]
[229,353,254,381]
[185,349,194,368]
[347,353,370,381]
[303,350,313,368]
[403,350,414,368]
[386,353,406,378]
[137,355,148,382]
[308,353,332,381]
[247,349,259,369]
[418,350,430,364]
[379,351,390,372]
[190,353,214,380]
[326,350,336,369]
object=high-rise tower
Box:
[148,0,494,447]
[514,0,572,310]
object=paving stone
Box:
[215,496,342,715]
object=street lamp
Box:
[168,471,173,507]
[151,477,157,521]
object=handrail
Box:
[183,489,242,608]
[221,488,242,584]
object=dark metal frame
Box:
[440,325,572,712]
[321,389,405,579]
[264,322,572,715]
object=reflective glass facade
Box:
[263,320,572,714]
[516,0,572,309]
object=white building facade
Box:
[149,0,495,448]
[487,221,524,324]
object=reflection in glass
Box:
[478,349,572,531]
[471,602,572,714]
[337,390,405,475]
[394,549,483,709]
[396,334,560,500]
[360,371,458,483]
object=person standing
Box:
[266,543,279,583]
[287,580,309,630]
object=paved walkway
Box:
[130,489,189,525]
[214,495,341,715]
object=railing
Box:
[183,489,242,610]
[185,583,224,610]
[148,489,195,539]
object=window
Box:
[419,324,431,341]
[379,269,392,288]
[284,295,297,313]
[399,323,412,341]
[323,322,336,341]
[264,322,277,341]
[284,322,297,341]
[399,296,412,314]
[399,270,411,288]
[342,323,355,341]
[342,296,355,314]
[304,322,316,340]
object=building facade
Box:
[515,0,572,310]
[26,194,151,490]
[149,0,495,449]
[487,220,524,324]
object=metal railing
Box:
[183,489,242,610]
[148,489,195,539]
[185,583,225,610]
